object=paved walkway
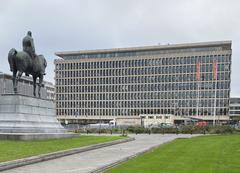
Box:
[3,134,198,173]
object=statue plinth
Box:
[0,94,78,140]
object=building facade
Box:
[229,97,240,122]
[0,72,55,100]
[55,41,232,124]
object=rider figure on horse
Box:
[23,31,36,60]
[22,31,45,76]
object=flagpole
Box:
[213,79,217,126]
[213,60,217,126]
[196,62,200,118]
[196,81,199,117]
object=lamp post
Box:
[99,111,101,134]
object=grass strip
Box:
[0,135,125,162]
[105,135,240,173]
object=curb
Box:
[90,136,198,173]
[0,137,135,172]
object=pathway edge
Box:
[0,137,135,171]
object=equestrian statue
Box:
[8,31,47,97]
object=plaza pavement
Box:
[2,134,199,173]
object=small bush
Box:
[134,126,147,134]
[208,125,234,134]
[151,127,178,134]
[180,126,193,134]
[112,128,121,133]
[127,126,148,134]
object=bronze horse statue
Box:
[8,48,47,97]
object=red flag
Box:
[196,63,200,81]
[213,60,217,80]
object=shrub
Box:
[134,126,147,134]
[151,127,178,134]
[180,125,194,134]
[73,125,236,135]
[208,125,234,134]
[127,126,148,134]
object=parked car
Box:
[159,123,175,128]
[195,121,208,126]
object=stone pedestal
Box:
[0,94,78,140]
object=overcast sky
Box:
[0,0,239,96]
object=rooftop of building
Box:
[55,40,232,59]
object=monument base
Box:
[0,94,77,140]
[0,133,79,140]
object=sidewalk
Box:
[2,134,199,173]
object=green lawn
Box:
[105,135,240,173]
[0,135,125,162]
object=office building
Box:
[55,41,232,124]
[229,97,240,122]
[0,72,55,100]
